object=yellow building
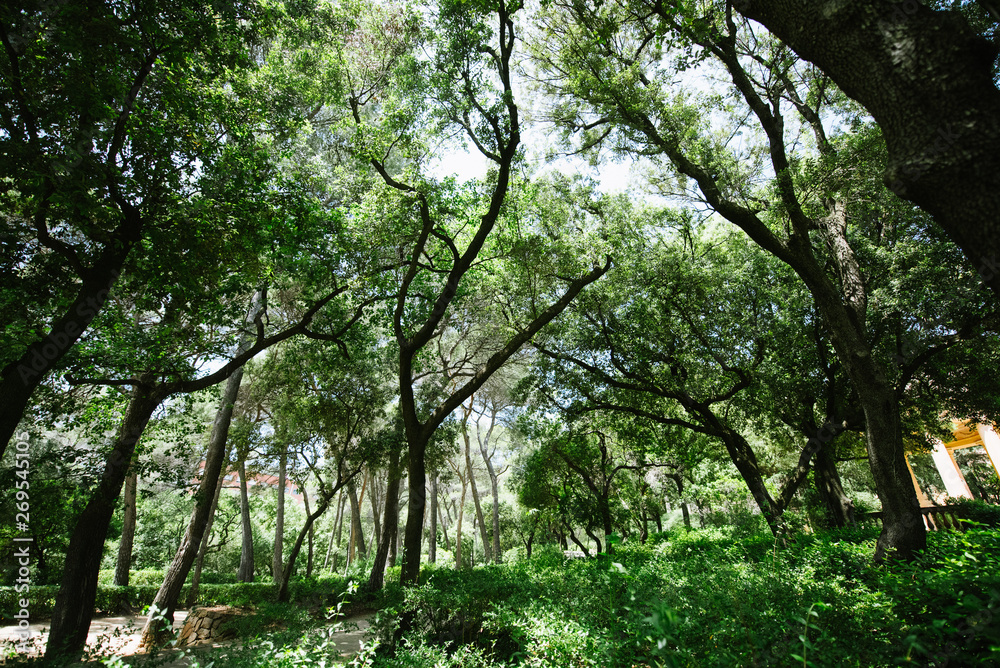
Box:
[906,422,1000,507]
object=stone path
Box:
[1,610,188,660]
[0,610,374,666]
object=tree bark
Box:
[734,0,1000,299]
[273,448,287,583]
[429,474,438,564]
[112,462,139,588]
[46,375,164,661]
[390,476,404,568]
[814,446,856,529]
[237,458,255,582]
[0,230,138,457]
[335,490,346,549]
[368,470,382,555]
[277,492,333,602]
[454,470,467,568]
[303,485,314,577]
[187,468,226,607]
[438,492,451,551]
[348,477,367,561]
[481,451,502,564]
[139,355,245,648]
[366,445,402,592]
[465,433,492,563]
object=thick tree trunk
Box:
[401,435,428,583]
[140,358,247,648]
[186,469,225,607]
[598,497,613,540]
[429,475,438,564]
[238,458,255,582]
[272,449,286,583]
[366,446,402,592]
[857,379,923,559]
[0,236,136,457]
[734,0,1000,299]
[46,375,163,661]
[814,446,855,529]
[113,464,139,588]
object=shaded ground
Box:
[0,610,373,665]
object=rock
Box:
[174,605,247,646]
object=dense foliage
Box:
[2,0,1000,665]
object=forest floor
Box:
[0,610,374,665]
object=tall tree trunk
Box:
[237,458,255,582]
[139,356,246,648]
[272,448,287,583]
[454,473,467,569]
[466,439,491,563]
[277,493,333,602]
[390,476,403,568]
[429,474,438,564]
[482,458,502,564]
[303,485,314,577]
[366,446,402,592]
[368,470,381,556]
[438,495,451,551]
[113,463,139,588]
[348,477,367,561]
[475,403,503,563]
[187,468,226,607]
[46,374,164,661]
[139,291,263,648]
[335,490,347,549]
[814,446,855,529]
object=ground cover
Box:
[21,525,992,667]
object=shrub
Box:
[946,497,1000,527]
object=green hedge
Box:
[0,574,349,623]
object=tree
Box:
[732,0,1000,298]
[0,0,277,455]
[534,0,933,560]
[328,0,611,585]
[45,278,363,660]
[138,291,264,647]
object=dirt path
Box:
[1,610,189,660]
[0,610,374,665]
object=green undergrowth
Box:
[12,528,995,667]
[363,527,1000,667]
[0,574,350,623]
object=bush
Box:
[946,497,1000,527]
